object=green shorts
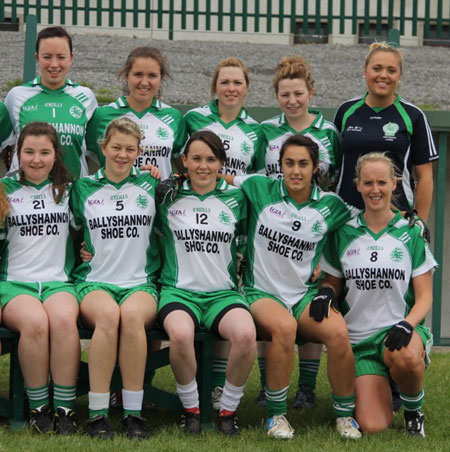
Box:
[158,286,249,336]
[244,286,318,345]
[352,324,433,378]
[77,282,158,306]
[0,281,78,308]
[244,286,317,320]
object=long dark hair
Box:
[17,122,72,204]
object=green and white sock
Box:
[400,389,424,411]
[53,383,77,411]
[265,386,289,417]
[332,393,355,418]
[298,359,320,389]
[26,384,49,410]
[212,358,227,388]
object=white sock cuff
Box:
[88,392,110,411]
[176,379,198,394]
[122,389,144,411]
[223,380,245,394]
[176,379,199,410]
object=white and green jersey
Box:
[70,167,159,287]
[86,96,187,178]
[320,212,437,344]
[184,100,264,175]
[5,77,98,179]
[0,101,14,150]
[234,175,355,309]
[0,175,73,282]
[157,179,247,292]
[261,110,341,181]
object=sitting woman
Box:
[222,134,360,440]
[71,117,160,439]
[157,130,256,435]
[319,152,436,437]
[0,122,79,434]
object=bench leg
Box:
[197,336,215,430]
[9,338,26,429]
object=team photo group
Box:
[0,24,438,441]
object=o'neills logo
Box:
[269,206,285,218]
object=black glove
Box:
[156,173,186,204]
[384,320,414,351]
[404,210,431,243]
[309,286,339,322]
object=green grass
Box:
[0,351,448,451]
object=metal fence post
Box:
[23,15,37,83]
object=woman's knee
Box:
[92,305,120,332]
[357,414,391,434]
[266,318,297,353]
[388,347,424,374]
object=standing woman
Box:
[256,55,342,410]
[5,26,98,179]
[224,135,360,440]
[157,130,256,435]
[71,117,160,439]
[334,42,438,220]
[0,101,14,151]
[86,46,187,178]
[184,58,263,404]
[262,55,340,183]
[184,57,264,176]
[0,122,80,434]
[320,153,436,436]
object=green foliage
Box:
[417,103,440,111]
[0,351,448,451]
[4,78,23,91]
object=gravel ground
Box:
[1,31,450,110]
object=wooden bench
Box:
[0,327,215,429]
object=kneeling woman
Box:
[71,118,160,439]
[157,130,256,435]
[320,153,436,437]
[0,122,79,434]
[225,134,360,440]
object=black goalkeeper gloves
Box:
[384,320,414,351]
[309,286,339,322]
[404,210,431,243]
[155,173,186,204]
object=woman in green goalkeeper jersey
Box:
[320,153,436,437]
[0,122,79,434]
[5,26,97,179]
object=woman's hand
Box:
[80,241,94,262]
[139,164,162,180]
